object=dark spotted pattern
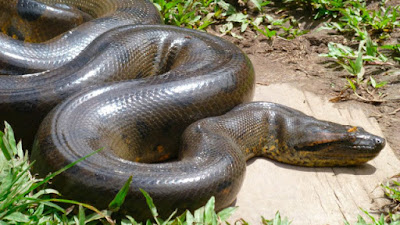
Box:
[17,0,46,21]
[0,0,385,221]
[7,25,25,40]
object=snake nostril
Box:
[375,137,385,147]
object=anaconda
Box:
[0,0,385,220]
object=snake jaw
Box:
[291,125,385,166]
[350,133,385,150]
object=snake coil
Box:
[0,0,385,219]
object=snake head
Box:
[288,121,385,167]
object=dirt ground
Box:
[207,0,400,159]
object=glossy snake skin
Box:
[0,0,385,219]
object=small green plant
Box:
[323,2,400,40]
[249,0,271,12]
[0,121,113,224]
[262,211,291,225]
[150,0,311,40]
[249,14,309,40]
[381,44,400,53]
[284,0,347,19]
[381,44,400,61]
[321,36,388,94]
[382,179,400,208]
[320,42,365,79]
[0,121,239,224]
[150,0,213,29]
[345,211,400,225]
[344,179,400,224]
[252,24,277,39]
[220,12,251,39]
[1,119,400,224]
[129,190,237,225]
[279,25,309,40]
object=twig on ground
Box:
[388,107,400,115]
[354,91,386,103]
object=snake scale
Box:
[0,0,385,219]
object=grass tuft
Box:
[150,0,399,99]
[1,118,399,224]
[0,121,240,224]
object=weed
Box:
[1,118,400,223]
[150,0,215,29]
[344,178,400,224]
[345,211,400,225]
[0,122,238,224]
[0,121,113,224]
[249,0,271,12]
[150,0,311,40]
[321,32,389,91]
[381,44,400,61]
[284,0,347,19]
[262,211,291,225]
[252,23,277,39]
[323,2,400,40]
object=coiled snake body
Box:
[0,0,385,219]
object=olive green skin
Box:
[0,0,385,221]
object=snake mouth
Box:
[293,129,385,166]
[295,125,385,153]
[298,137,385,153]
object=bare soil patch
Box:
[207,1,400,157]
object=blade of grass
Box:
[140,188,159,218]
[27,148,103,195]
[108,176,133,212]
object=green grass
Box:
[322,2,399,40]
[299,0,398,94]
[149,0,308,40]
[320,36,387,101]
[0,122,238,224]
[0,120,400,224]
[1,1,399,223]
[150,0,399,99]
[343,179,400,225]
